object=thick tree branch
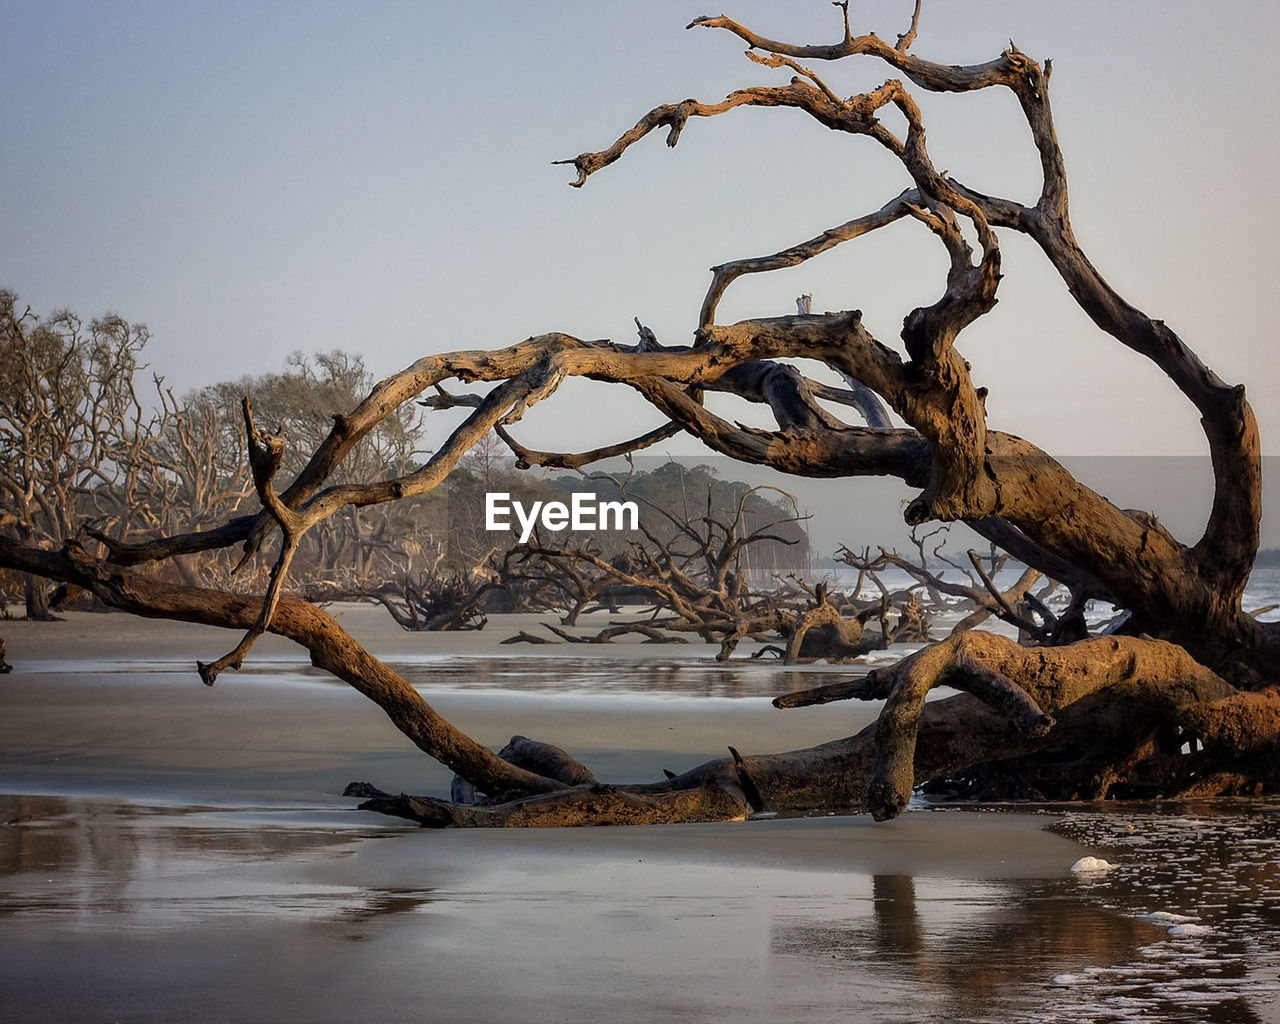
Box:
[699,189,919,328]
[857,631,1258,819]
[198,397,303,685]
[494,420,682,471]
[685,14,1020,93]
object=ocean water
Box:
[1246,563,1280,620]
[829,560,1280,633]
[1030,806,1280,1023]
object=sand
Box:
[0,607,1195,1023]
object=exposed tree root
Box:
[6,8,1280,831]
[346,631,1279,828]
[779,631,1280,819]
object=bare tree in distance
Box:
[0,291,172,617]
[4,5,1279,826]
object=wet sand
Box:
[0,605,873,803]
[1,798,1093,1024]
[2,609,1277,1023]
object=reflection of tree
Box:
[870,874,924,957]
[772,806,1280,1024]
[339,887,435,926]
[0,795,143,914]
[0,796,415,927]
[773,872,1161,1020]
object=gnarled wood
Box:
[4,6,1277,827]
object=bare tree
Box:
[836,533,1063,641]
[4,7,1278,825]
[503,484,828,659]
[0,292,162,617]
[307,551,503,633]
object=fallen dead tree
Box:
[302,542,507,632]
[837,532,1073,642]
[4,5,1277,826]
[497,543,661,626]
[498,485,836,659]
[496,483,931,662]
[766,580,896,662]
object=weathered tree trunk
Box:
[365,632,1279,829]
[3,7,1278,828]
[23,573,53,621]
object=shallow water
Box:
[2,795,1277,1022]
[771,804,1280,1023]
[0,794,411,928]
[1032,804,1280,1023]
[1,619,1279,1022]
[399,654,843,699]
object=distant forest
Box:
[0,294,808,616]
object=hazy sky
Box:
[4,1,1279,503]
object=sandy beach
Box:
[2,608,1278,1023]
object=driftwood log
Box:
[2,6,1277,825]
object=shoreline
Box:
[0,605,883,809]
[1,602,882,665]
[4,607,1279,1022]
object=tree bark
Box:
[3,8,1277,828]
[23,573,53,621]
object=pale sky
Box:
[4,1,1279,505]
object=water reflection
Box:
[772,804,1280,1023]
[0,794,415,930]
[4,796,1280,1021]
[774,873,1156,1020]
[1039,804,1280,1022]
[395,655,847,699]
[339,887,435,925]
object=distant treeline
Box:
[0,292,807,614]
